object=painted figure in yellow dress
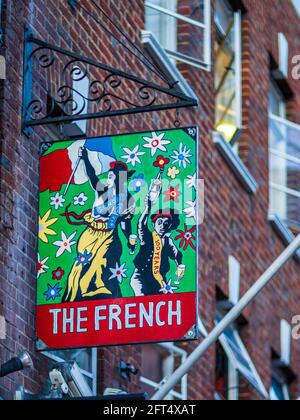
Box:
[63,147,136,302]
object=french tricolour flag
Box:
[40,137,116,193]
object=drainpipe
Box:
[152,235,300,400]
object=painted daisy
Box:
[38,210,58,244]
[54,231,77,258]
[167,166,180,180]
[50,193,65,210]
[37,254,49,279]
[183,200,197,221]
[163,184,182,203]
[109,262,127,284]
[160,280,178,295]
[187,173,197,190]
[143,132,171,157]
[74,193,88,206]
[171,143,192,169]
[121,145,145,167]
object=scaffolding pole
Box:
[151,234,300,401]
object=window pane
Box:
[140,344,184,400]
[146,0,178,52]
[269,115,300,229]
[269,82,286,118]
[215,20,237,142]
[145,0,206,66]
[291,0,300,18]
[215,0,234,35]
[50,348,94,373]
[141,345,164,384]
[216,343,229,400]
[42,349,95,396]
[215,23,235,87]
[218,326,267,397]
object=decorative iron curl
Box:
[138,85,157,107]
[101,96,113,112]
[22,39,196,127]
[104,73,122,90]
[89,80,105,101]
[25,99,45,120]
[31,46,55,69]
[62,59,89,82]
[54,85,87,116]
[100,74,157,110]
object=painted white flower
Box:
[186,173,197,190]
[143,132,171,157]
[159,280,178,295]
[74,193,88,206]
[183,200,197,221]
[171,143,192,169]
[121,145,145,167]
[37,254,49,279]
[54,231,77,258]
[50,193,65,210]
[109,263,127,284]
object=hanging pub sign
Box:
[36,127,199,350]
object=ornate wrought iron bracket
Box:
[22,28,198,136]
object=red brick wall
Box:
[0,0,299,400]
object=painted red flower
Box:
[154,155,170,170]
[175,224,197,251]
[52,267,65,281]
[163,184,182,203]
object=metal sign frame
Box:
[22,28,198,136]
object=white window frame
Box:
[269,113,300,229]
[269,81,286,119]
[270,375,290,401]
[291,0,300,18]
[227,356,239,400]
[269,319,292,400]
[145,0,211,70]
[281,319,292,366]
[228,256,240,305]
[218,324,269,399]
[278,33,289,78]
[140,343,188,400]
[268,81,287,221]
[42,348,98,396]
[234,10,242,132]
[283,384,291,400]
[141,30,198,102]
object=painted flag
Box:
[40,137,115,193]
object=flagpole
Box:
[151,234,300,401]
[63,154,82,196]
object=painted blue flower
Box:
[44,284,63,301]
[74,249,92,267]
[130,174,146,192]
